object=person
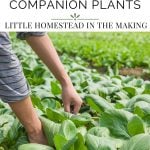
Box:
[0,32,82,144]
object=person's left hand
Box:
[61,84,82,114]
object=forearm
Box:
[26,34,72,87]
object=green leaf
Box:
[123,87,136,98]
[143,83,150,94]
[0,108,11,115]
[32,66,45,78]
[0,147,4,150]
[86,134,116,150]
[120,134,150,150]
[54,134,67,150]
[111,77,122,86]
[31,95,44,111]
[6,118,21,143]
[54,134,77,150]
[115,102,125,109]
[99,109,133,139]
[132,100,150,119]
[74,133,87,150]
[77,126,87,137]
[39,116,61,146]
[41,97,61,110]
[123,76,134,84]
[71,115,91,127]
[18,143,54,150]
[88,127,110,137]
[51,81,61,95]
[126,94,150,109]
[85,94,113,113]
[62,136,77,150]
[115,91,129,100]
[134,106,144,118]
[134,101,150,109]
[0,115,14,144]
[46,108,68,123]
[0,101,8,109]
[127,115,145,136]
[59,120,77,140]
[134,79,143,87]
[13,135,29,148]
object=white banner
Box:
[0,0,150,31]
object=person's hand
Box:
[61,84,82,114]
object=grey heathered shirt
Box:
[0,32,45,102]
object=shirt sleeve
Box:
[16,32,46,40]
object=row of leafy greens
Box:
[0,34,150,150]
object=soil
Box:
[119,67,143,77]
[119,67,150,80]
[93,65,150,80]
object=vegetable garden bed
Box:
[0,33,150,150]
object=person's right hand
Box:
[61,84,82,114]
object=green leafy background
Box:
[0,32,150,150]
